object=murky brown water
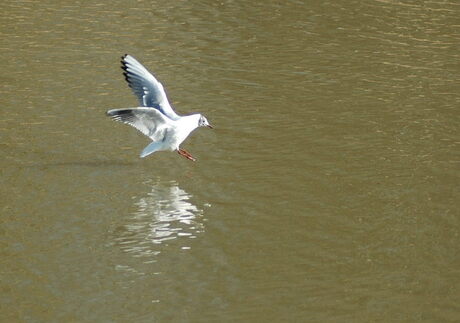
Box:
[1,0,459,321]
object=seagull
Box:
[106,54,212,161]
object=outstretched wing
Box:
[121,54,181,121]
[106,108,171,141]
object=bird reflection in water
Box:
[113,180,204,261]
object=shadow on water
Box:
[112,179,204,263]
[20,159,137,168]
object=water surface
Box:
[1,0,459,321]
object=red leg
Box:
[177,149,196,161]
[182,149,196,161]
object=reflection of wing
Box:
[121,54,181,121]
[144,184,202,243]
[106,108,170,141]
[113,181,205,261]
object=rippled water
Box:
[114,180,204,255]
[1,0,459,321]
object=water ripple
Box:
[113,180,204,261]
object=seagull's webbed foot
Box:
[177,148,196,162]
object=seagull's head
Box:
[198,114,213,129]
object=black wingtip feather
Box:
[106,110,119,117]
[120,54,129,70]
[122,72,133,86]
[109,109,132,116]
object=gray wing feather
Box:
[121,55,181,121]
[106,108,171,141]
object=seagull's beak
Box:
[207,124,213,129]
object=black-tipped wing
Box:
[121,55,181,121]
[107,108,171,141]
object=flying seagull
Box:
[106,54,212,161]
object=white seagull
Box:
[107,54,213,161]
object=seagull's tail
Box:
[140,142,162,158]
